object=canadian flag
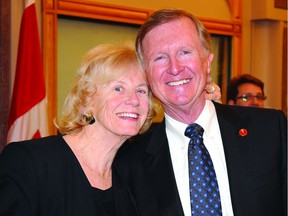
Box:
[7,0,48,143]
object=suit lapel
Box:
[214,103,253,214]
[144,122,185,216]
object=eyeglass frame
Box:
[235,94,267,102]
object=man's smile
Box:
[167,78,191,86]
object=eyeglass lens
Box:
[237,94,267,102]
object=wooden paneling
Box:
[282,27,287,115]
[275,0,287,9]
[0,0,10,150]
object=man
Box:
[227,74,266,108]
[115,9,287,216]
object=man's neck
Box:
[163,99,206,124]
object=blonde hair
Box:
[55,43,155,135]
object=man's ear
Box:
[228,100,235,105]
[207,53,214,75]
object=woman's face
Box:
[93,65,149,139]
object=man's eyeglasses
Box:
[236,94,267,102]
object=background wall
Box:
[10,0,231,98]
[242,0,287,109]
[98,0,231,20]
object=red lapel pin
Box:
[239,128,248,137]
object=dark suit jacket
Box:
[115,102,287,216]
[0,136,139,216]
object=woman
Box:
[0,43,153,216]
[0,43,220,216]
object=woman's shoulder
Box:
[1,135,68,163]
[4,135,64,151]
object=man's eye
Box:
[137,89,148,94]
[182,50,191,54]
[154,55,165,61]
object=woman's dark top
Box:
[0,135,132,216]
[93,187,116,216]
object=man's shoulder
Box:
[117,123,164,158]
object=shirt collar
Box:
[196,100,217,137]
[165,100,217,137]
[165,112,187,139]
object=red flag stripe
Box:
[7,0,48,143]
[7,99,47,142]
[8,3,45,128]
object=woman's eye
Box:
[115,86,122,92]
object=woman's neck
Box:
[63,130,122,189]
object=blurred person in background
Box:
[227,74,266,108]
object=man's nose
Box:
[168,56,184,75]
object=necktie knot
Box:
[184,123,204,139]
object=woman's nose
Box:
[125,92,139,106]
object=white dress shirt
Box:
[165,100,234,216]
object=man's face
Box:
[141,17,213,117]
[235,83,265,108]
